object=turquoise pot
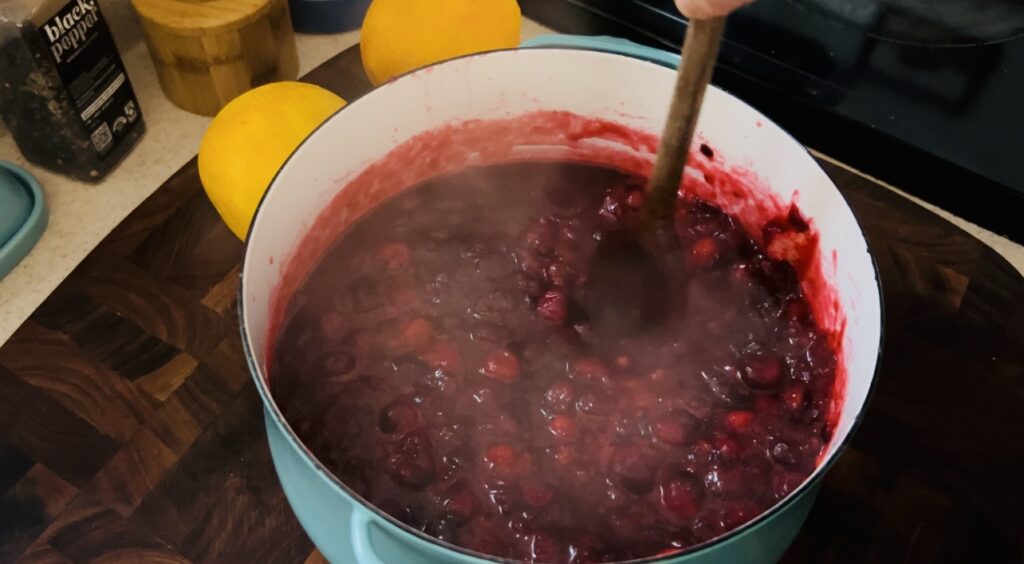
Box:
[243,33,882,564]
[264,405,822,564]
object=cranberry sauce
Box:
[271,161,838,563]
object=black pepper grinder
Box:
[0,0,145,182]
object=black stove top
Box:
[789,0,1024,45]
[521,0,1024,243]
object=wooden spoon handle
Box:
[645,17,727,222]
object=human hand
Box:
[675,0,753,19]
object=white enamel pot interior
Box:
[240,48,882,563]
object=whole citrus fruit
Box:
[198,82,346,240]
[361,0,522,86]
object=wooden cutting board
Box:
[0,45,1021,563]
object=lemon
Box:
[361,0,522,86]
[198,82,346,240]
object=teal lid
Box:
[0,162,47,279]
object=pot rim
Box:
[238,46,886,563]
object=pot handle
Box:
[521,34,680,69]
[350,511,388,564]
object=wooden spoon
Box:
[579,17,727,337]
[645,17,727,223]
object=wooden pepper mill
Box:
[132,0,301,116]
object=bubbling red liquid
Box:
[271,161,837,563]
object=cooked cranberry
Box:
[552,445,575,466]
[610,444,656,494]
[601,485,630,508]
[689,201,732,238]
[322,351,355,376]
[701,367,751,405]
[598,192,626,227]
[773,472,805,499]
[808,340,837,371]
[689,238,719,268]
[725,410,754,433]
[538,290,568,324]
[613,414,644,438]
[400,318,434,349]
[474,290,519,323]
[482,411,522,438]
[470,386,497,408]
[661,475,705,520]
[652,413,697,446]
[485,444,520,475]
[480,350,521,383]
[783,300,807,322]
[771,441,798,466]
[730,263,753,285]
[469,322,510,344]
[691,440,714,461]
[704,467,747,499]
[569,357,610,383]
[517,248,547,281]
[754,394,781,415]
[782,383,808,414]
[625,189,645,209]
[631,389,659,409]
[718,502,760,530]
[605,503,664,545]
[421,368,456,393]
[572,322,593,340]
[389,287,418,309]
[443,480,478,525]
[544,380,575,412]
[713,435,742,462]
[554,235,580,263]
[557,219,583,243]
[523,222,555,254]
[487,486,516,516]
[522,481,555,507]
[683,394,713,419]
[379,398,419,434]
[545,261,573,289]
[419,340,463,372]
[567,534,604,563]
[758,258,799,297]
[549,415,578,440]
[443,445,474,473]
[355,280,389,313]
[320,311,345,340]
[575,391,606,415]
[385,433,435,489]
[375,243,410,271]
[507,510,535,535]
[743,356,784,389]
[531,532,565,563]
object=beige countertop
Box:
[0,5,1020,346]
